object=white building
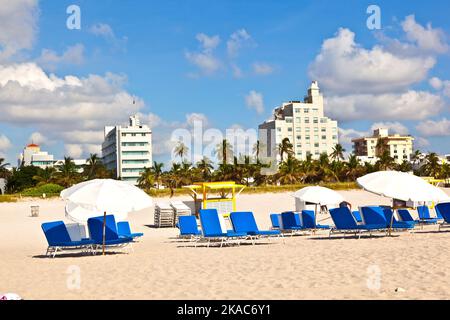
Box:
[18,144,55,168]
[352,128,414,165]
[258,81,339,162]
[102,115,153,184]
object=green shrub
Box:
[21,183,64,197]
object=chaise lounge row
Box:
[41,215,143,258]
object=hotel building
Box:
[352,128,414,164]
[102,115,153,184]
[18,144,55,168]
[258,81,339,162]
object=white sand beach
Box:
[1,189,450,300]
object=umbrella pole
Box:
[102,211,106,255]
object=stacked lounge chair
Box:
[154,202,174,228]
[41,221,95,258]
[280,211,305,235]
[435,202,450,231]
[171,200,192,227]
[329,207,388,238]
[270,213,281,230]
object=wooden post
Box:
[102,211,106,255]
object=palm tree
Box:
[83,153,103,180]
[173,141,189,163]
[422,153,441,178]
[215,139,233,166]
[137,167,155,190]
[55,157,79,187]
[278,138,294,161]
[277,157,302,184]
[396,160,412,172]
[152,161,164,188]
[33,167,57,186]
[330,144,346,162]
[375,151,395,171]
[411,150,422,166]
[0,158,10,179]
[196,157,213,181]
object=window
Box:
[314,143,319,148]
[321,135,327,140]
[305,135,310,140]
[295,108,301,113]
[277,127,281,132]
[296,117,301,122]
[304,108,309,113]
[305,128,310,133]
[312,108,319,113]
[313,117,318,124]
[141,133,146,136]
[296,135,301,140]
[314,135,319,140]
[321,128,326,132]
[288,127,293,132]
[320,118,327,123]
[286,118,293,123]
[305,118,310,124]
[296,144,302,148]
[296,127,301,132]
[332,135,337,140]
[314,127,319,132]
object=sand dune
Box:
[1,190,449,300]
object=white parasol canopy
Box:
[357,171,449,203]
[293,186,345,205]
[60,179,153,222]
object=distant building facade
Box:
[18,144,87,170]
[19,144,54,168]
[258,81,339,162]
[352,128,414,164]
[102,115,153,184]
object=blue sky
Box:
[1,0,450,166]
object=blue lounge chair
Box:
[117,221,144,239]
[178,215,202,240]
[329,207,387,238]
[230,211,282,244]
[301,210,330,230]
[41,221,95,258]
[270,213,281,229]
[280,212,304,235]
[397,209,418,225]
[87,215,134,253]
[435,202,450,231]
[361,206,414,230]
[198,209,247,247]
[417,206,439,224]
[352,210,363,223]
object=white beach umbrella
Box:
[293,186,345,205]
[60,179,153,254]
[357,171,449,203]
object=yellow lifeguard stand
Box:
[182,181,246,217]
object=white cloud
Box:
[402,15,448,54]
[429,77,443,90]
[252,62,274,75]
[338,128,366,148]
[0,0,38,61]
[325,90,443,121]
[185,33,221,75]
[231,63,243,78]
[65,144,83,158]
[309,28,436,94]
[0,134,12,158]
[196,33,220,52]
[36,43,84,71]
[370,121,409,135]
[416,118,450,137]
[227,29,253,57]
[245,90,264,114]
[29,132,48,145]
[0,62,148,158]
[186,113,209,127]
[89,23,127,50]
